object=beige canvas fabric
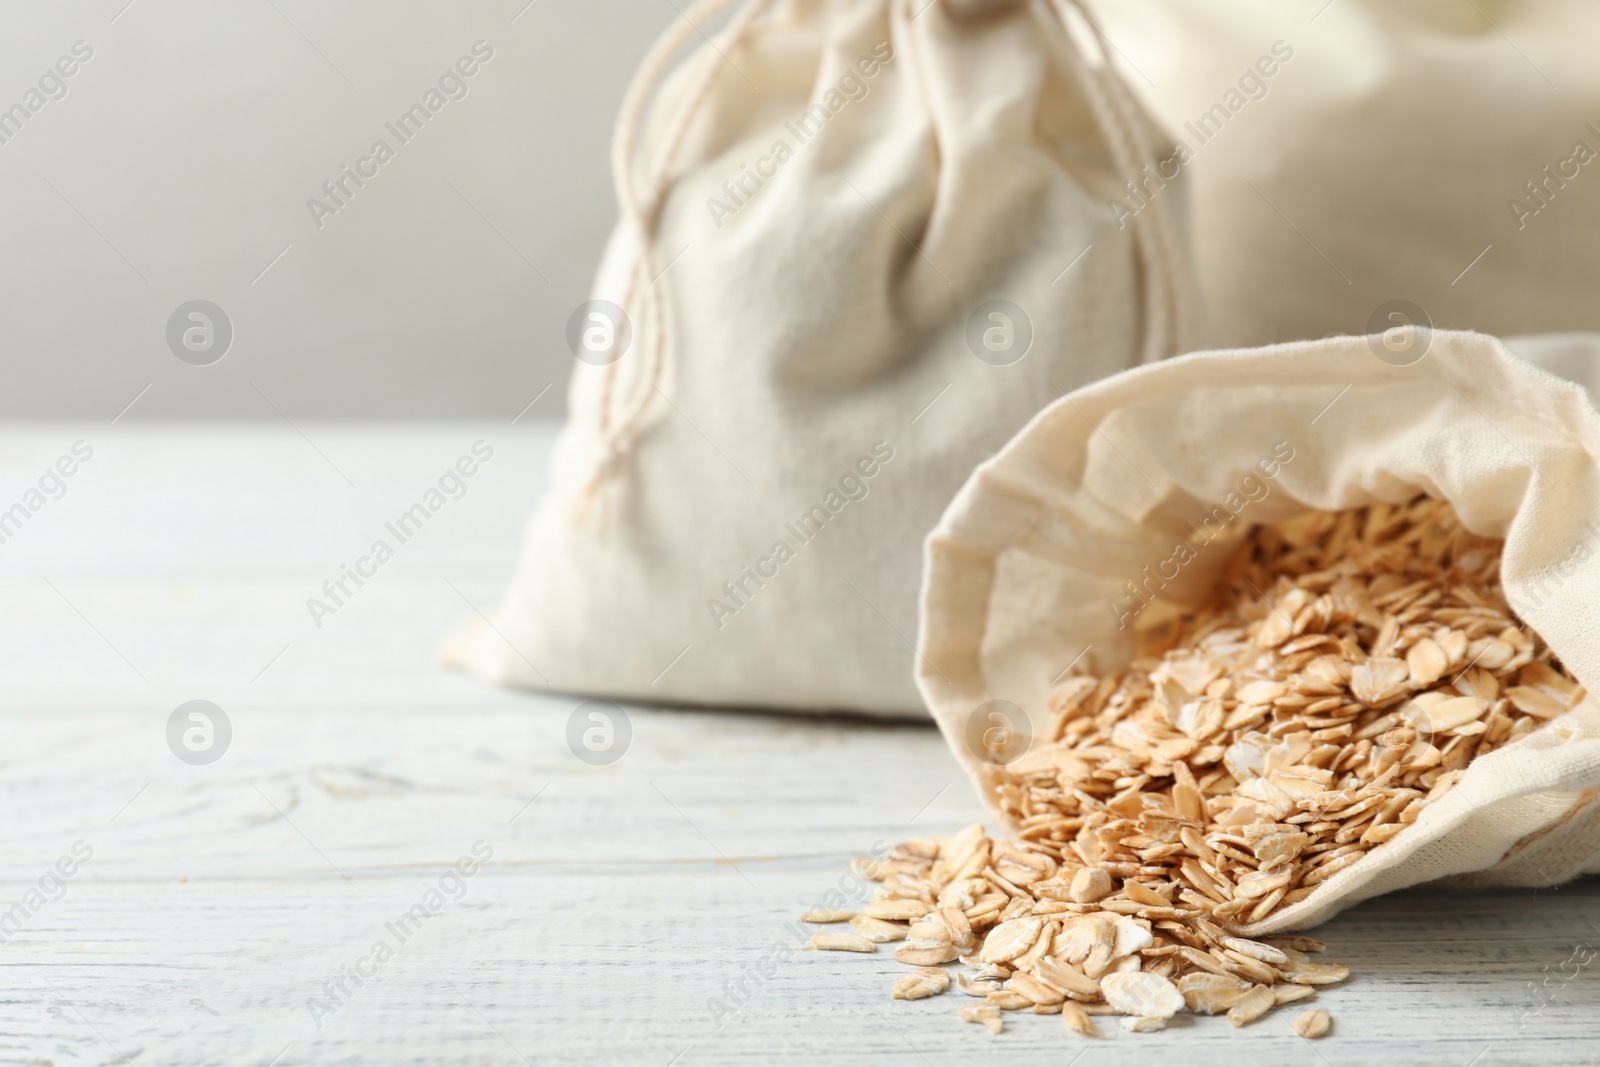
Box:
[917,330,1600,932]
[1082,0,1600,348]
[446,0,1196,715]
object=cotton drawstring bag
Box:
[1080,0,1600,349]
[918,330,1600,932]
[446,0,1197,715]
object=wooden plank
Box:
[0,425,1597,1064]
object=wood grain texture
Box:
[1,424,1597,1066]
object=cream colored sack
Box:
[447,0,1195,715]
[918,330,1600,932]
[1083,0,1600,347]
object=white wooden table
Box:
[2,423,1597,1066]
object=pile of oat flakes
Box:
[807,498,1585,1037]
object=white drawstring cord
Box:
[1046,0,1196,364]
[575,0,766,521]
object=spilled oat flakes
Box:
[809,498,1585,1035]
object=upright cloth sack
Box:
[1082,0,1600,348]
[917,330,1600,932]
[447,0,1196,715]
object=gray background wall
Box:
[0,0,675,418]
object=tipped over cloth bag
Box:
[446,0,1196,715]
[1081,0,1600,348]
[918,329,1600,932]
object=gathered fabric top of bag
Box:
[577,0,1198,513]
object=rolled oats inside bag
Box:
[916,329,1600,936]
